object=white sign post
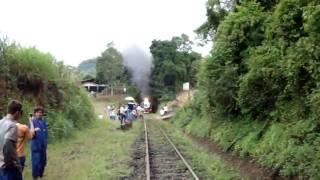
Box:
[183,82,190,91]
[183,82,191,100]
[123,87,127,95]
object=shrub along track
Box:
[128,118,199,180]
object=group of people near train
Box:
[106,101,144,126]
[0,100,48,180]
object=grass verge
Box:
[23,97,143,180]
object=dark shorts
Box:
[18,156,26,172]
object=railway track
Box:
[144,119,199,180]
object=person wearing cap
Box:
[30,106,48,180]
[0,100,23,180]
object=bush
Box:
[238,45,284,118]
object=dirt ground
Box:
[191,136,289,180]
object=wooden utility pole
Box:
[111,85,114,96]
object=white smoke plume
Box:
[122,45,152,96]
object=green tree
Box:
[196,0,278,42]
[195,0,238,42]
[149,34,201,101]
[96,43,124,85]
[78,58,97,79]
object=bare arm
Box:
[28,117,36,139]
[29,116,34,129]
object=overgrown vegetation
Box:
[0,37,94,140]
[173,0,320,178]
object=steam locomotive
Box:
[142,97,152,113]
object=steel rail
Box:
[144,118,199,180]
[158,126,200,180]
[144,119,151,180]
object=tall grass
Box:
[0,36,95,141]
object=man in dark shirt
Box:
[0,100,23,180]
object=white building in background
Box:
[81,80,107,92]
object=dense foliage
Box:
[149,34,201,102]
[0,37,95,140]
[173,0,320,178]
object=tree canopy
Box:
[96,43,124,85]
[149,34,201,101]
[78,58,96,78]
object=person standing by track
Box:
[136,105,144,120]
[30,106,48,180]
[119,105,126,126]
[126,102,134,127]
[0,100,23,180]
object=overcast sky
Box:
[0,0,210,66]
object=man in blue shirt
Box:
[30,106,48,180]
